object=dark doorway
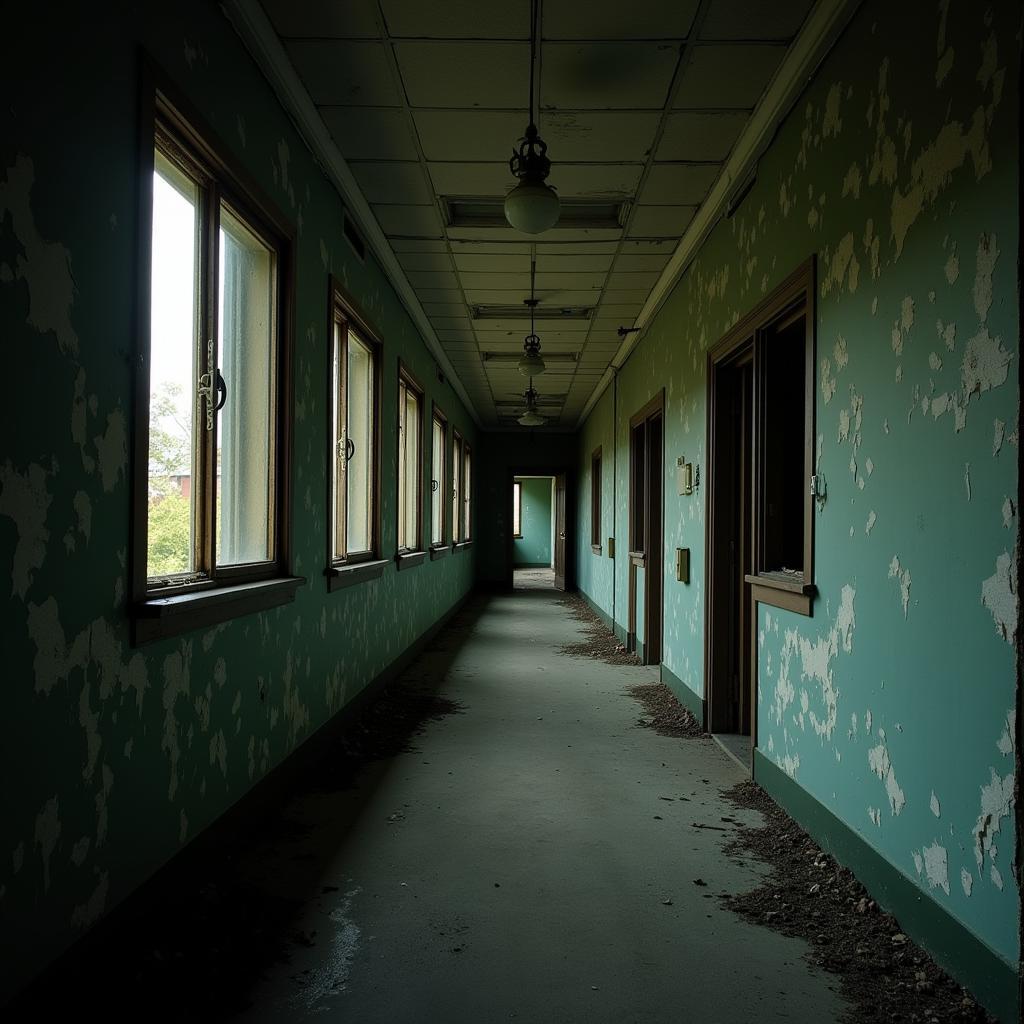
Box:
[627,391,665,666]
[707,345,754,762]
[553,473,567,591]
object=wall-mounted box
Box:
[676,547,690,584]
[607,537,615,559]
[676,456,693,495]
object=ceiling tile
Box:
[627,205,696,237]
[534,272,606,290]
[657,112,748,161]
[416,289,465,304]
[464,289,603,306]
[406,269,460,289]
[534,253,615,274]
[397,253,455,273]
[351,162,433,204]
[542,43,680,109]
[459,271,530,291]
[395,42,528,108]
[598,303,644,318]
[543,0,700,39]
[287,41,399,105]
[389,238,449,253]
[548,164,643,198]
[450,240,533,255]
[430,316,473,330]
[413,110,527,161]
[373,204,444,236]
[262,0,380,39]
[435,328,477,341]
[428,162,510,198]
[674,44,786,109]
[605,270,661,290]
[540,111,661,161]
[613,253,672,273]
[601,289,651,305]
[446,225,623,243]
[534,240,621,254]
[381,0,529,38]
[423,302,467,317]
[639,163,721,205]
[321,106,419,160]
[619,239,678,255]
[700,0,814,41]
[453,252,531,273]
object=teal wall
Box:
[514,478,552,566]
[574,0,1019,981]
[0,0,476,999]
[576,389,615,617]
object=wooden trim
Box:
[590,445,602,548]
[396,359,425,553]
[628,389,665,429]
[512,478,523,538]
[431,402,448,547]
[326,558,388,593]
[591,544,602,555]
[395,550,426,571]
[429,543,450,560]
[451,428,463,544]
[463,441,473,542]
[750,583,813,617]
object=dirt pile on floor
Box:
[721,780,996,1024]
[627,682,707,739]
[555,593,641,665]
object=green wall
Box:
[574,0,1019,989]
[0,0,476,1000]
[514,478,553,566]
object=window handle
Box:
[431,479,439,492]
[346,438,355,461]
[215,370,227,412]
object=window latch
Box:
[197,340,227,430]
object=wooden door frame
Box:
[627,389,665,664]
[504,466,573,590]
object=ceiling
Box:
[256,0,818,428]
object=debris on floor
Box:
[720,781,996,1024]
[555,593,641,665]
[627,682,707,738]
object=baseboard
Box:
[7,588,475,1010]
[578,589,614,631]
[659,662,706,724]
[753,752,1019,1023]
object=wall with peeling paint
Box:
[576,385,616,620]
[575,0,1019,973]
[0,1,476,1000]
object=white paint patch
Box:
[70,836,90,866]
[912,850,923,875]
[992,418,1005,455]
[981,549,1017,644]
[868,739,906,816]
[71,871,109,928]
[210,729,228,777]
[962,327,1012,400]
[73,490,92,541]
[964,462,971,501]
[930,792,941,817]
[0,155,79,354]
[974,765,1014,875]
[928,351,942,371]
[997,710,1014,756]
[973,232,998,322]
[1002,498,1015,528]
[34,796,61,891]
[0,461,52,599]
[94,409,127,492]
[944,248,959,284]
[868,808,881,827]
[888,555,912,617]
[922,842,950,895]
[961,868,973,896]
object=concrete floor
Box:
[513,566,555,589]
[233,589,850,1022]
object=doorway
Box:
[512,474,564,591]
[627,391,664,666]
[707,345,754,766]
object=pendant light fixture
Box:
[517,378,547,426]
[518,259,546,377]
[504,0,559,234]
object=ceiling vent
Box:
[444,197,627,230]
[482,352,578,364]
[471,305,593,320]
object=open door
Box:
[553,473,566,590]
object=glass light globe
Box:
[517,350,546,376]
[504,180,560,234]
[518,408,546,426]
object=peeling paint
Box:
[888,555,912,617]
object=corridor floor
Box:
[231,588,849,1023]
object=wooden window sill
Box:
[134,575,305,645]
[591,544,602,555]
[629,550,646,568]
[327,558,388,592]
[396,550,426,571]
[429,544,449,560]
[747,574,816,617]
[453,541,473,553]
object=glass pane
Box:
[402,387,420,549]
[513,482,521,535]
[217,203,275,567]
[431,417,444,545]
[347,331,374,554]
[463,448,471,540]
[147,150,198,581]
[331,322,344,559]
[452,438,461,542]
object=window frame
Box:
[131,68,300,645]
[707,257,816,616]
[513,480,523,538]
[461,442,473,544]
[590,447,602,553]
[429,403,449,556]
[396,360,425,567]
[325,278,385,592]
[451,429,464,546]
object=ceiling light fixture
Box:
[504,0,559,234]
[517,378,547,426]
[518,261,546,376]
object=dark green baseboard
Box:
[659,662,706,723]
[753,752,1019,1023]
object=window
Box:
[452,430,464,543]
[513,481,522,537]
[590,447,602,551]
[462,443,473,542]
[431,406,447,547]
[328,282,381,586]
[397,364,424,555]
[134,90,297,643]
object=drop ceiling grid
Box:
[261,0,817,425]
